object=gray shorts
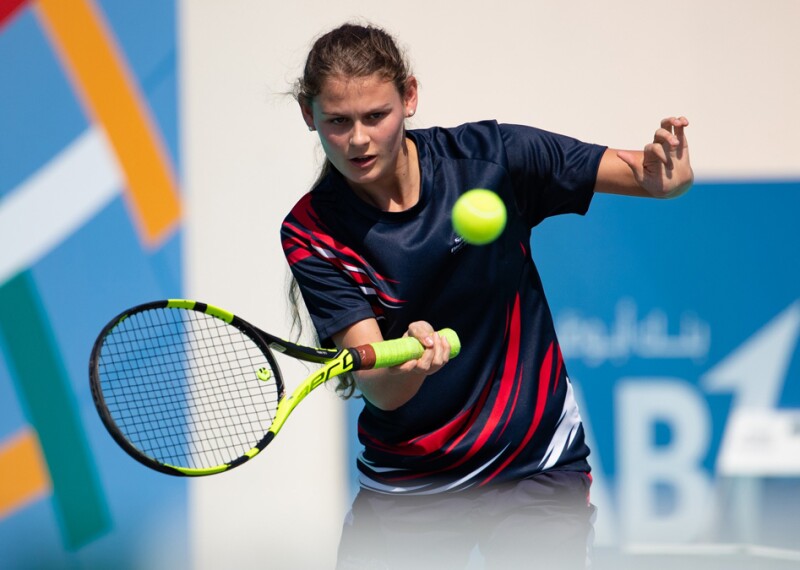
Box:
[337,470,596,570]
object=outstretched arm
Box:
[595,116,694,199]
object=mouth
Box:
[349,155,377,168]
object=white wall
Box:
[180,1,800,567]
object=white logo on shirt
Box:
[450,235,467,254]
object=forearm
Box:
[354,368,426,411]
[595,149,653,197]
[333,317,450,411]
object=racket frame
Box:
[90,299,459,477]
[90,300,290,476]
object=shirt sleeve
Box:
[499,124,607,228]
[281,197,376,345]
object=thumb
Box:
[616,150,642,181]
[616,150,637,169]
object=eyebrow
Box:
[318,104,394,117]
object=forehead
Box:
[314,74,402,111]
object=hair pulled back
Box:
[295,23,412,106]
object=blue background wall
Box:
[536,182,800,547]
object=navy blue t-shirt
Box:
[281,120,606,493]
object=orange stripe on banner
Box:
[0,428,52,519]
[34,0,181,247]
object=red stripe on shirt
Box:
[480,340,554,486]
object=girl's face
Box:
[301,74,417,197]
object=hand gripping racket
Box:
[89,299,460,476]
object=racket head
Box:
[89,300,285,476]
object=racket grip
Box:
[357,329,461,370]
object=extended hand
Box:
[618,116,694,198]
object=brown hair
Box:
[294,23,413,108]
[289,23,413,399]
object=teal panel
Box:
[0,272,111,549]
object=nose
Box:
[350,122,369,147]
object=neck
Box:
[352,137,420,212]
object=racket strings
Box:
[97,307,279,470]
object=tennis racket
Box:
[89,299,460,477]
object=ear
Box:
[404,76,418,117]
[299,100,315,131]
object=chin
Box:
[347,165,384,185]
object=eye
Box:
[329,117,348,125]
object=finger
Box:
[674,116,689,127]
[396,353,431,375]
[423,334,450,375]
[660,116,689,131]
[661,117,678,131]
[396,359,420,373]
[406,322,435,348]
[417,339,437,373]
[672,117,689,155]
[645,141,671,166]
[653,127,680,149]
[440,336,451,364]
[661,117,690,144]
[430,332,450,366]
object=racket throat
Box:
[269,351,358,435]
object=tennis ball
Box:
[452,189,507,245]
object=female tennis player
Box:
[281,23,693,570]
